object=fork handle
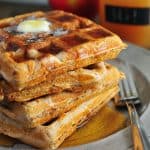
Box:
[132,124,144,150]
[126,102,150,150]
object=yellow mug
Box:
[99,0,150,48]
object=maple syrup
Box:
[0,106,126,148]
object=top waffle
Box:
[0,10,126,90]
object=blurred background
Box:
[0,0,149,49]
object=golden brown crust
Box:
[1,62,107,102]
[0,10,126,90]
[0,64,123,128]
[0,83,4,101]
[0,86,119,149]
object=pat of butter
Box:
[17,20,51,33]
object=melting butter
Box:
[17,20,51,33]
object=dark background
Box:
[0,0,49,18]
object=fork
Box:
[118,63,150,150]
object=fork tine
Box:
[126,63,140,104]
[116,61,131,97]
[125,63,138,96]
[118,62,141,104]
[119,81,125,99]
[122,77,131,98]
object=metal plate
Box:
[0,43,150,150]
[109,58,150,116]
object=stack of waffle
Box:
[0,10,126,149]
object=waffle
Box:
[0,64,123,128]
[0,10,126,90]
[0,62,107,102]
[0,84,3,101]
[0,86,119,149]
